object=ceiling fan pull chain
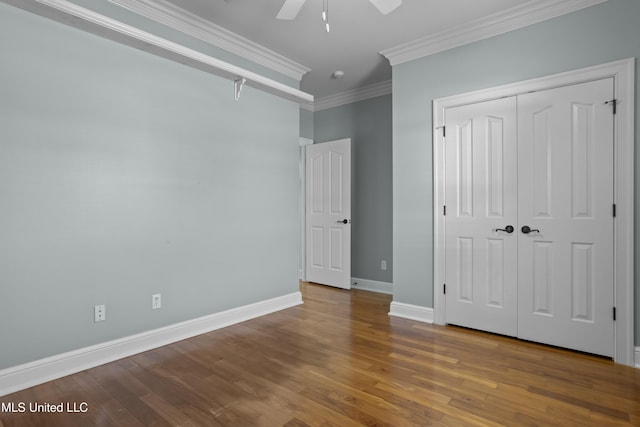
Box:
[323,0,330,32]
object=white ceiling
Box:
[164,0,534,99]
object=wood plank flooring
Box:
[1,282,639,426]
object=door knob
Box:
[337,219,350,224]
[495,225,514,233]
[521,225,540,234]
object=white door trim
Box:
[299,137,313,281]
[433,58,635,366]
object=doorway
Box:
[433,59,635,365]
[444,78,614,356]
[305,139,352,289]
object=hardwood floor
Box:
[1,281,639,426]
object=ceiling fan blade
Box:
[276,0,307,20]
[369,0,402,15]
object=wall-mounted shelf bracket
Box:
[234,77,246,101]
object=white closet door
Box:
[517,78,614,356]
[444,97,518,336]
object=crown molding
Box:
[308,80,392,112]
[2,0,313,105]
[380,0,608,66]
[300,103,314,112]
[109,0,309,81]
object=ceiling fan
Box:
[276,0,402,20]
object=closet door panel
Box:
[444,97,518,336]
[517,78,614,357]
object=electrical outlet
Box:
[152,294,161,310]
[381,260,387,270]
[94,304,106,322]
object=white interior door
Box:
[517,78,614,357]
[305,139,351,289]
[444,97,518,336]
[443,78,615,357]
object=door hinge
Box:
[443,284,446,294]
[443,205,447,216]
[613,307,616,321]
[605,99,617,114]
[612,203,616,217]
[443,126,446,137]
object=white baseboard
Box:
[351,278,393,294]
[635,347,640,369]
[388,301,434,324]
[0,292,303,397]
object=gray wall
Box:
[314,95,392,283]
[0,2,300,369]
[299,108,314,140]
[392,0,639,343]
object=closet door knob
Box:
[521,225,540,234]
[496,225,514,233]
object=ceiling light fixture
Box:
[331,70,344,79]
